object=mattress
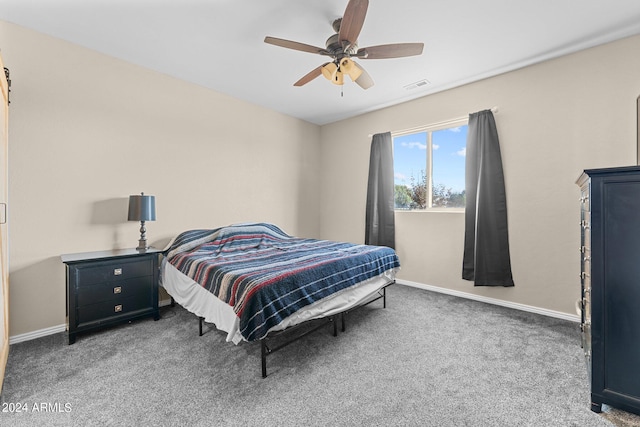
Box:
[161,258,396,344]
[162,223,400,341]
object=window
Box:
[393,121,468,210]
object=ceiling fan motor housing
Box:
[325,33,358,59]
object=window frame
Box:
[392,117,468,212]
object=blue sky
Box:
[393,125,468,193]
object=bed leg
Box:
[261,340,268,378]
[383,286,387,309]
[341,312,346,332]
[199,317,204,336]
[170,297,175,308]
[333,315,338,337]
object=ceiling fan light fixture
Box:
[340,58,363,81]
[332,70,344,85]
[321,62,338,81]
[321,62,344,85]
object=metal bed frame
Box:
[197,280,395,378]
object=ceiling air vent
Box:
[404,79,430,90]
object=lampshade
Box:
[339,58,363,81]
[321,62,344,85]
[321,62,338,81]
[128,193,156,222]
[331,71,344,85]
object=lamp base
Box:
[136,221,150,251]
[136,240,151,251]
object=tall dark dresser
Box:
[577,166,640,415]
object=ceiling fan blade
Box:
[353,62,374,89]
[294,63,328,87]
[264,36,330,56]
[339,0,369,47]
[357,43,424,59]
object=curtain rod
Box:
[368,107,499,138]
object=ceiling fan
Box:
[264,0,424,90]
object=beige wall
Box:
[3,20,640,338]
[319,34,640,316]
[1,21,321,336]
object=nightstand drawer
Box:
[77,293,153,326]
[76,258,153,285]
[76,276,153,307]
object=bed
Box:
[161,222,400,377]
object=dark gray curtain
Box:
[462,110,514,286]
[365,132,395,248]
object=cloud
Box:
[401,141,427,150]
[456,147,466,156]
[433,144,439,150]
[449,127,462,133]
[395,172,408,183]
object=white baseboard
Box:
[10,300,174,345]
[397,279,580,323]
[8,283,579,345]
[9,324,67,345]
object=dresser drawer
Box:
[76,293,153,326]
[75,257,153,285]
[76,275,153,307]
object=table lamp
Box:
[128,192,156,251]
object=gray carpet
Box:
[2,284,640,426]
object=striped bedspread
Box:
[165,223,400,341]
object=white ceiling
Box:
[2,0,640,125]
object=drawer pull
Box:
[114,268,122,276]
[114,304,123,313]
[113,286,122,294]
